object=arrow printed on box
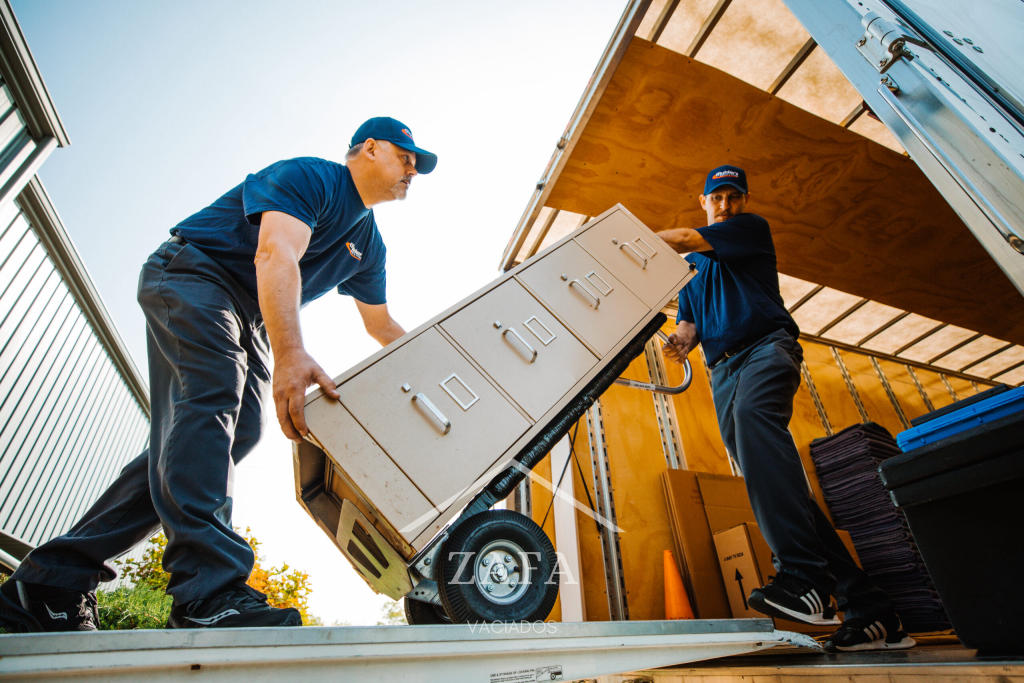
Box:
[734,569,748,610]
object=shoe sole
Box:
[749,593,840,626]
[833,635,917,652]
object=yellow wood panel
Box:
[912,366,958,411]
[802,342,865,433]
[876,359,932,424]
[946,375,981,401]
[836,349,905,436]
[546,38,1024,346]
[788,378,831,515]
[568,417,611,622]
[599,352,677,620]
[659,319,731,474]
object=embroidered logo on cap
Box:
[713,170,740,179]
[346,242,363,260]
[401,128,413,139]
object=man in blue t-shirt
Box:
[0,117,437,632]
[659,165,914,653]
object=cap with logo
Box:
[350,117,438,174]
[703,165,748,194]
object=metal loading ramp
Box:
[0,619,819,682]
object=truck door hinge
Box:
[856,11,929,73]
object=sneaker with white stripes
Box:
[0,579,98,633]
[824,614,916,651]
[748,574,839,625]
[166,583,301,629]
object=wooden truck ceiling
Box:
[503,0,1023,386]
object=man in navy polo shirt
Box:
[659,165,914,652]
[0,117,437,632]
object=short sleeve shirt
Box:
[676,213,798,365]
[172,157,386,306]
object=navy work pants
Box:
[12,240,270,603]
[711,329,890,618]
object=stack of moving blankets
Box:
[810,422,950,632]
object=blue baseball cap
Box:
[350,117,437,174]
[703,165,748,194]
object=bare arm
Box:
[354,299,406,346]
[255,210,339,442]
[662,320,699,364]
[658,227,713,253]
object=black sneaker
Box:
[824,614,916,652]
[0,579,99,633]
[166,583,302,628]
[748,574,839,625]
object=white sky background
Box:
[13,0,626,624]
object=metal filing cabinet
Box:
[294,204,695,617]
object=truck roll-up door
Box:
[782,0,1024,296]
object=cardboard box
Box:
[712,522,861,634]
[713,522,824,633]
[661,471,757,619]
[713,523,767,620]
[662,469,860,626]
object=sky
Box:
[11,0,627,624]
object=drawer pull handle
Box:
[633,237,657,260]
[441,373,480,411]
[585,270,614,296]
[502,327,538,363]
[412,392,451,435]
[524,315,556,346]
[619,241,648,269]
[569,279,600,309]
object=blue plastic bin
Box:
[896,385,1024,451]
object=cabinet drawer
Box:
[576,210,689,308]
[303,398,433,541]
[518,240,648,356]
[441,279,598,421]
[338,327,531,508]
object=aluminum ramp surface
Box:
[0,619,820,682]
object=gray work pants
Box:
[12,240,270,603]
[711,329,890,618]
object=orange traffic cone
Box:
[664,549,695,619]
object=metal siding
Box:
[71,367,131,525]
[0,290,76,518]
[3,313,89,532]
[61,362,141,537]
[46,356,119,537]
[0,210,150,546]
[19,330,102,541]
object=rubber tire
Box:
[403,596,452,625]
[437,510,559,623]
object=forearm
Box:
[354,299,406,347]
[658,227,711,253]
[367,318,406,346]
[256,250,304,358]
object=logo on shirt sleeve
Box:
[346,242,363,260]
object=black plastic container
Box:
[880,410,1024,654]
